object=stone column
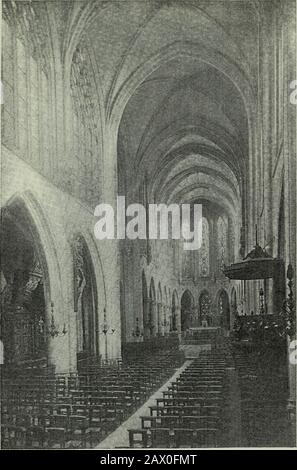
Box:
[144,298,151,340]
[176,307,182,341]
[157,302,162,335]
[161,303,166,336]
[151,300,157,337]
[99,124,122,361]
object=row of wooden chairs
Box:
[128,350,228,448]
[1,349,184,449]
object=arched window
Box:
[199,217,209,277]
[181,290,195,332]
[217,217,228,270]
[199,291,211,316]
[182,247,194,281]
[171,291,178,332]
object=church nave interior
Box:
[0,0,296,449]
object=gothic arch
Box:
[145,277,156,338]
[72,234,99,358]
[216,288,231,330]
[1,191,62,314]
[181,289,195,332]
[0,192,60,365]
[149,277,156,301]
[171,289,179,332]
[231,287,237,311]
[110,41,255,136]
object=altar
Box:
[183,326,222,345]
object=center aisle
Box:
[96,361,192,449]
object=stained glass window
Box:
[182,247,194,280]
[199,217,209,277]
[217,217,228,270]
[199,292,211,316]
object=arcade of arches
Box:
[1,0,296,448]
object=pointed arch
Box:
[0,192,61,365]
[171,289,179,332]
[72,234,99,359]
[216,288,230,330]
[181,289,195,332]
[1,191,62,316]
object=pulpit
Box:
[1,308,46,364]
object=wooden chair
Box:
[128,429,149,448]
[45,427,67,449]
[67,415,88,448]
[26,425,46,448]
[1,424,27,449]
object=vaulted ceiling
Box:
[71,0,262,222]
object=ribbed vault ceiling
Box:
[118,57,247,222]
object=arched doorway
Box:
[181,290,195,335]
[73,236,98,364]
[218,289,230,330]
[199,290,212,326]
[171,290,178,332]
[0,203,49,366]
[230,287,238,329]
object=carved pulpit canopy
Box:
[223,226,282,280]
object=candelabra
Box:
[38,301,67,338]
[132,317,143,338]
[100,308,115,361]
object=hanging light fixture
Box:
[132,317,143,338]
[38,301,67,338]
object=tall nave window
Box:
[199,217,210,277]
[217,216,228,271]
